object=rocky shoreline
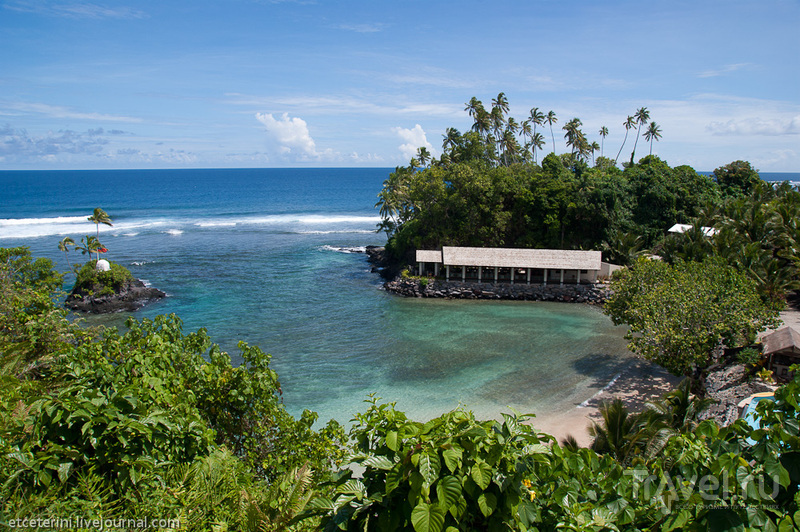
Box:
[65,278,166,314]
[383,277,611,303]
[365,245,612,303]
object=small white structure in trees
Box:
[95,259,110,272]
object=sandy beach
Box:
[531,358,682,447]
[538,307,800,448]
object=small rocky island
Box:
[65,259,165,314]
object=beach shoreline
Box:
[530,358,682,447]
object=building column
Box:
[462,266,466,282]
[478,266,482,282]
[510,268,515,284]
[434,263,439,276]
[576,270,581,285]
[560,269,564,286]
[543,268,548,286]
[418,262,423,276]
[446,265,450,281]
[494,267,498,284]
[526,269,531,285]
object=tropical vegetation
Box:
[3,236,800,530]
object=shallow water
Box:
[0,168,633,424]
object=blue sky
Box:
[1,0,798,171]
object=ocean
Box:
[1,168,641,424]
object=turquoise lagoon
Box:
[0,168,634,424]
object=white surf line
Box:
[577,372,622,408]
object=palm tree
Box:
[562,118,582,154]
[75,235,102,262]
[87,207,113,260]
[416,146,432,167]
[590,141,601,166]
[441,127,459,155]
[464,97,482,120]
[545,111,558,153]
[629,107,650,165]
[588,399,645,465]
[58,236,75,269]
[519,119,532,160]
[472,107,491,139]
[599,126,609,157]
[531,132,546,163]
[644,121,662,155]
[491,92,510,117]
[615,116,636,165]
[528,108,545,161]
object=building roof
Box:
[668,223,718,237]
[416,249,443,263]
[762,326,800,356]
[426,246,603,270]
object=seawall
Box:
[384,277,611,303]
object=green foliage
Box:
[604,258,779,375]
[73,259,133,295]
[378,96,723,261]
[0,246,63,292]
[737,347,762,366]
[311,385,800,531]
[313,399,550,531]
[1,248,346,528]
[715,160,763,196]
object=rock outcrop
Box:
[383,277,612,303]
[65,278,165,314]
[699,363,775,426]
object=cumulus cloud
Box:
[394,124,433,161]
[255,112,332,160]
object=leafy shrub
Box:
[73,259,133,295]
[737,346,762,366]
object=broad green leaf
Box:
[419,451,441,488]
[363,455,394,470]
[57,462,73,483]
[436,476,461,510]
[477,492,496,517]
[411,501,445,532]
[386,430,399,451]
[385,467,402,496]
[442,447,462,473]
[471,461,492,490]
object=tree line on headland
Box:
[378,94,800,378]
[4,93,800,529]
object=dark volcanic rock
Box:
[699,362,774,426]
[65,278,166,314]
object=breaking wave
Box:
[0,213,380,240]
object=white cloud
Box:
[707,116,800,136]
[229,94,462,119]
[0,125,109,160]
[0,101,142,123]
[336,23,386,33]
[698,63,752,78]
[3,1,147,19]
[254,112,337,161]
[394,124,433,161]
[255,112,317,157]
